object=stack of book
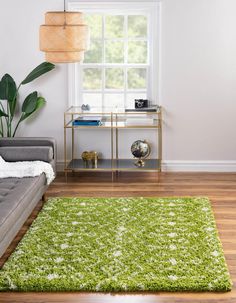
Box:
[125,116,154,126]
[125,106,159,113]
[72,116,102,126]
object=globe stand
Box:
[134,158,145,167]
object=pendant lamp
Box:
[39,0,89,63]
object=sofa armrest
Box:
[0,146,53,162]
[0,137,56,150]
[0,137,57,173]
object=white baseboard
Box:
[56,160,236,173]
[162,160,236,172]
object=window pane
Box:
[105,15,124,38]
[128,68,147,89]
[104,94,125,109]
[105,41,124,63]
[83,68,102,90]
[85,14,102,38]
[126,93,147,109]
[128,41,147,64]
[128,15,147,38]
[84,40,102,63]
[82,93,102,109]
[105,68,124,89]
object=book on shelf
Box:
[125,106,158,113]
[72,120,102,126]
[125,118,154,126]
[78,116,102,121]
[72,115,102,126]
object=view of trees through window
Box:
[79,13,149,109]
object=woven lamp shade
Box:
[40,12,88,63]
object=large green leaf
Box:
[21,62,55,85]
[0,108,8,117]
[20,97,46,122]
[0,74,17,101]
[35,96,46,111]
[22,91,38,114]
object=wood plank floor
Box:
[0,172,236,303]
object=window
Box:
[68,1,160,110]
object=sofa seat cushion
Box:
[0,175,46,243]
[0,146,53,162]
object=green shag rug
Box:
[0,197,232,292]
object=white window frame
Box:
[68,0,161,108]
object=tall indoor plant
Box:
[0,62,55,137]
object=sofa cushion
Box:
[0,175,46,243]
[0,146,53,162]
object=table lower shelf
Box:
[65,159,161,172]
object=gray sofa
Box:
[0,138,56,258]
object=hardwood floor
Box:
[0,172,236,303]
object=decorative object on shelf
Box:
[81,104,90,111]
[0,62,55,137]
[72,115,102,126]
[131,140,151,167]
[135,99,149,109]
[39,0,89,63]
[81,151,98,168]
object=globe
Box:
[131,140,151,159]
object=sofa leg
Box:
[42,194,47,202]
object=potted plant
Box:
[0,62,55,137]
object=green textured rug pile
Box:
[0,197,232,292]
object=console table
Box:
[64,107,162,180]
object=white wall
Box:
[161,0,236,170]
[0,0,236,171]
[0,0,67,162]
